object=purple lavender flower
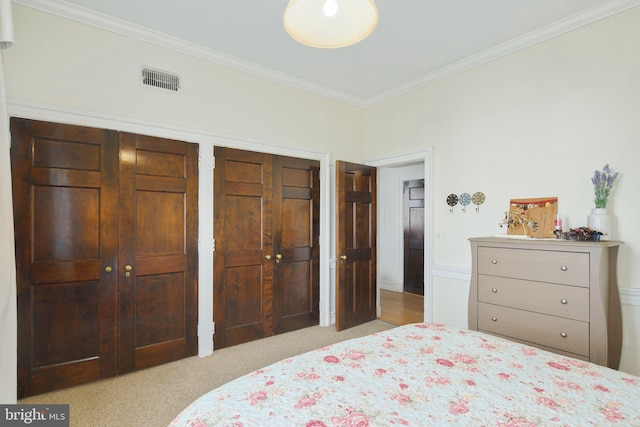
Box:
[592,164,619,208]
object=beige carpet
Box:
[20,320,395,427]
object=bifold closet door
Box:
[11,119,199,397]
[11,119,119,397]
[213,147,320,348]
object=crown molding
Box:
[13,0,640,108]
[12,0,367,107]
[363,0,640,107]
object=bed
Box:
[170,323,640,426]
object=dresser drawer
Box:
[478,275,589,321]
[478,303,589,356]
[477,247,589,287]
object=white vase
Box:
[587,208,612,241]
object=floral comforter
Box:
[170,323,640,426]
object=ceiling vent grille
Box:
[141,67,180,92]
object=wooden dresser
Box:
[468,237,622,369]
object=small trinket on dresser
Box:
[562,227,602,241]
[553,214,563,239]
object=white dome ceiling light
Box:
[283,0,379,49]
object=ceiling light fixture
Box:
[283,0,379,49]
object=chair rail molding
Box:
[620,288,640,307]
[431,263,639,308]
[432,265,472,282]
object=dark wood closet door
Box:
[213,147,274,348]
[213,147,320,348]
[272,156,320,334]
[12,119,199,397]
[335,161,377,331]
[11,118,119,397]
[403,179,425,295]
[118,133,199,373]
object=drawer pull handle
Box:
[561,299,568,305]
[491,316,497,322]
[491,259,498,264]
[560,332,568,338]
[491,288,498,293]
[560,265,568,271]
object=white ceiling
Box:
[18,0,639,106]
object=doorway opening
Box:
[369,151,432,326]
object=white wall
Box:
[365,6,640,375]
[3,6,366,161]
[0,53,17,404]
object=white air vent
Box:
[141,67,180,92]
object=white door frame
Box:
[367,149,434,323]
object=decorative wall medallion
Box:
[472,192,485,212]
[447,193,458,213]
[459,192,471,213]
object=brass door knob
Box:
[125,264,133,277]
[104,266,112,273]
[339,255,347,260]
[275,254,282,263]
[265,254,272,260]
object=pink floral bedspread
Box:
[170,323,640,426]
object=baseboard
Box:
[379,280,402,292]
[198,323,214,357]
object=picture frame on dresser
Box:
[468,236,622,369]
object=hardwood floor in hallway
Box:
[379,289,424,326]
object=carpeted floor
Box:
[20,320,395,427]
